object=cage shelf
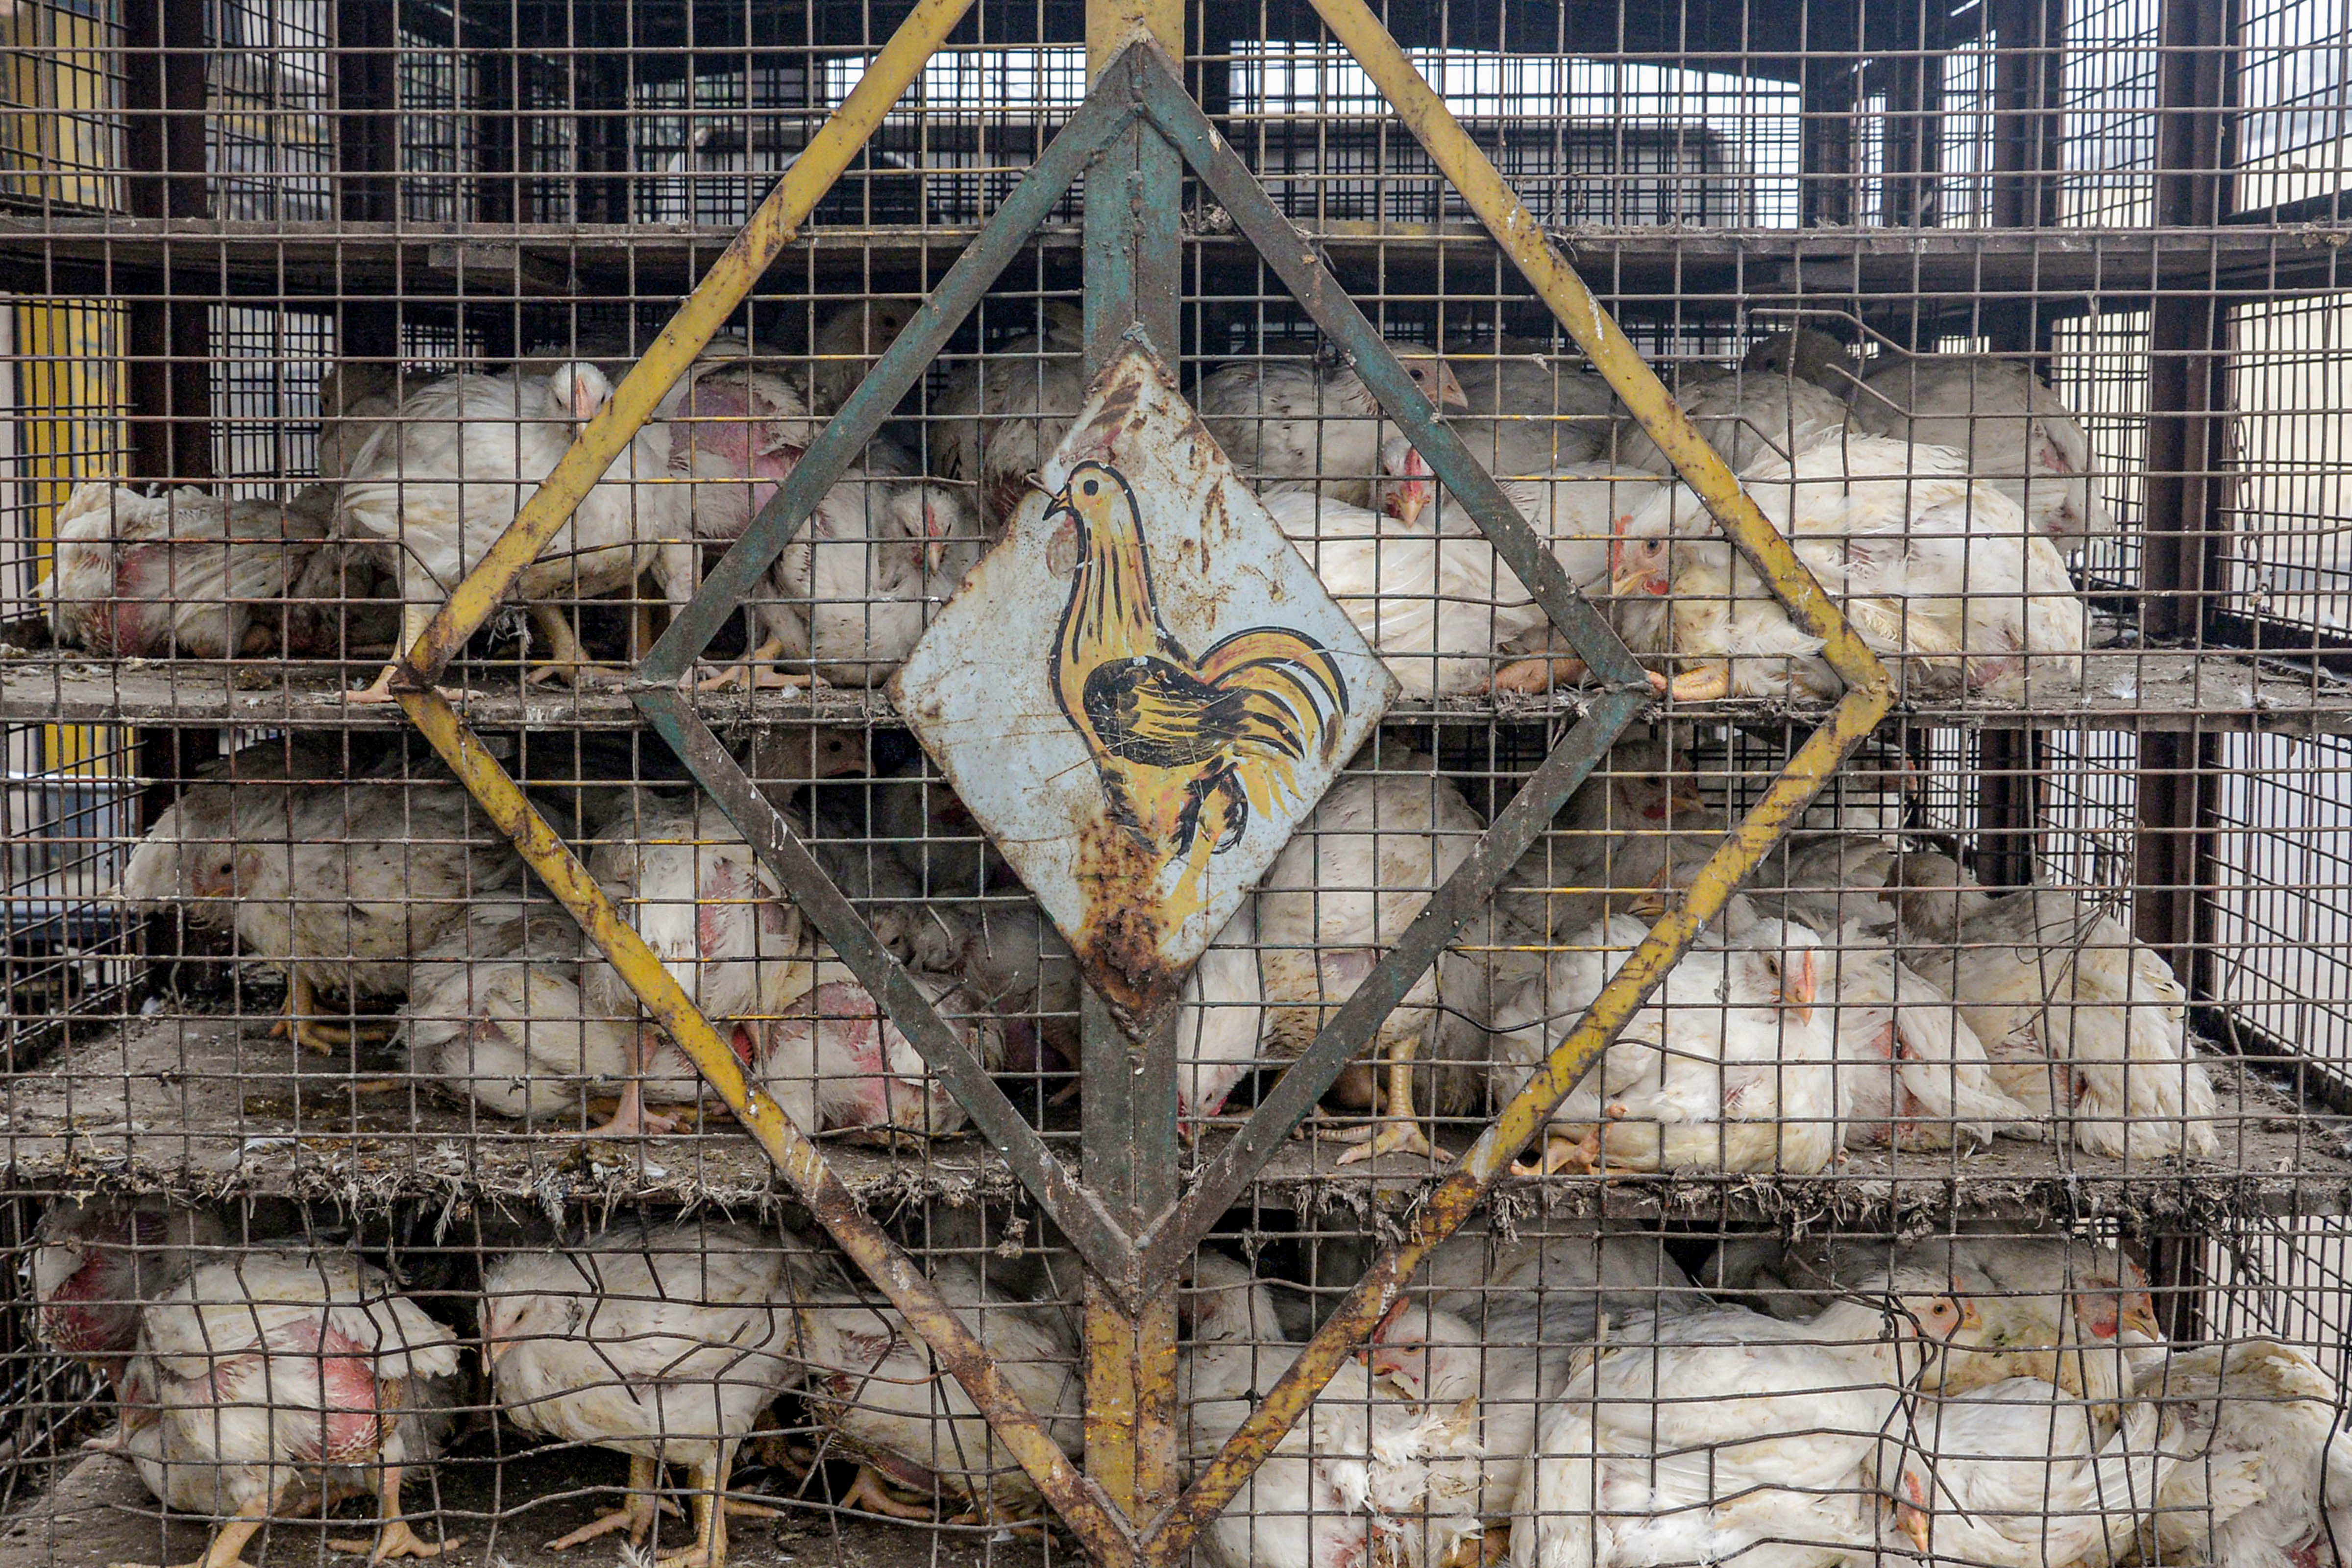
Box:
[9,1014,2339,1227]
[5,650,2347,735]
[1,219,2342,311]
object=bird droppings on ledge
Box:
[11,1014,2342,1225]
[5,650,2352,733]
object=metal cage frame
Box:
[342,2,1901,1557]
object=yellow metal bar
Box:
[1146,682,1890,1565]
[396,689,1133,1559]
[1299,0,1890,698]
[1087,0,1182,77]
[393,0,977,686]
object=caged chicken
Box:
[104,1248,464,1568]
[802,298,919,416]
[335,361,694,701]
[1893,853,2219,1160]
[1263,441,1662,700]
[42,482,379,662]
[1511,1274,1982,1568]
[698,466,978,691]
[1611,369,1855,476]
[2138,1339,2352,1567]
[746,959,985,1143]
[1181,1254,1482,1568]
[930,301,1089,528]
[1607,434,2085,704]
[33,1197,225,1392]
[1877,1377,2177,1566]
[1445,338,1624,472]
[481,1220,800,1568]
[397,896,634,1123]
[664,348,827,549]
[1241,760,1487,1164]
[787,1250,1083,1527]
[1846,354,2115,545]
[579,791,823,1136]
[1197,348,1469,508]
[1486,904,1838,1176]
[173,763,529,1054]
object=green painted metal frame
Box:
[373,10,1899,1562]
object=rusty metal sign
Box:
[893,345,1395,1029]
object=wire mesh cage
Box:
[0,0,2345,1567]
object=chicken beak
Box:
[2123,1301,2163,1340]
[1781,951,1817,1026]
[1957,1297,1983,1331]
[1390,485,1428,529]
[1438,365,1468,411]
[1898,1498,1931,1554]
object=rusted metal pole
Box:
[1079,0,1185,1548]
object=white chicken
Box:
[481,1220,800,1568]
[665,351,825,548]
[699,467,975,691]
[33,1197,224,1391]
[1608,434,2085,703]
[1253,760,1487,1164]
[113,738,345,935]
[1612,370,1854,475]
[747,960,984,1142]
[2138,1339,2352,1567]
[787,1252,1082,1525]
[107,1249,463,1568]
[1198,350,1469,509]
[335,361,693,701]
[43,483,351,661]
[188,767,529,1054]
[580,792,823,1136]
[1847,356,2114,543]
[1447,344,1623,473]
[1510,1277,1981,1568]
[1490,746,1723,943]
[398,897,633,1123]
[930,302,1087,528]
[316,362,428,481]
[803,298,919,415]
[1894,853,2219,1161]
[1879,1378,2174,1565]
[1813,917,2034,1150]
[1487,909,1838,1176]
[1181,1254,1481,1568]
[1266,441,1662,699]
[1175,898,1271,1130]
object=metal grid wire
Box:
[0,1,2342,1567]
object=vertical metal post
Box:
[2135,0,2236,985]
[123,0,211,484]
[336,0,400,360]
[1081,0,1185,1547]
[1973,0,2066,886]
[1880,0,1945,229]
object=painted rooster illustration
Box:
[1047,460,1348,911]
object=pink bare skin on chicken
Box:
[669,379,807,543]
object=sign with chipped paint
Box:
[892,346,1395,1030]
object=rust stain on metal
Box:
[1074,811,1185,1024]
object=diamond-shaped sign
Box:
[892,346,1396,1029]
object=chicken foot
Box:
[346,604,485,705]
[838,1466,941,1521]
[1492,659,1669,696]
[545,1455,673,1551]
[695,638,827,693]
[270,972,388,1056]
[655,1458,744,1568]
[1329,1036,1449,1167]
[524,605,628,688]
[570,1029,687,1138]
[327,1466,461,1563]
[115,1478,285,1568]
